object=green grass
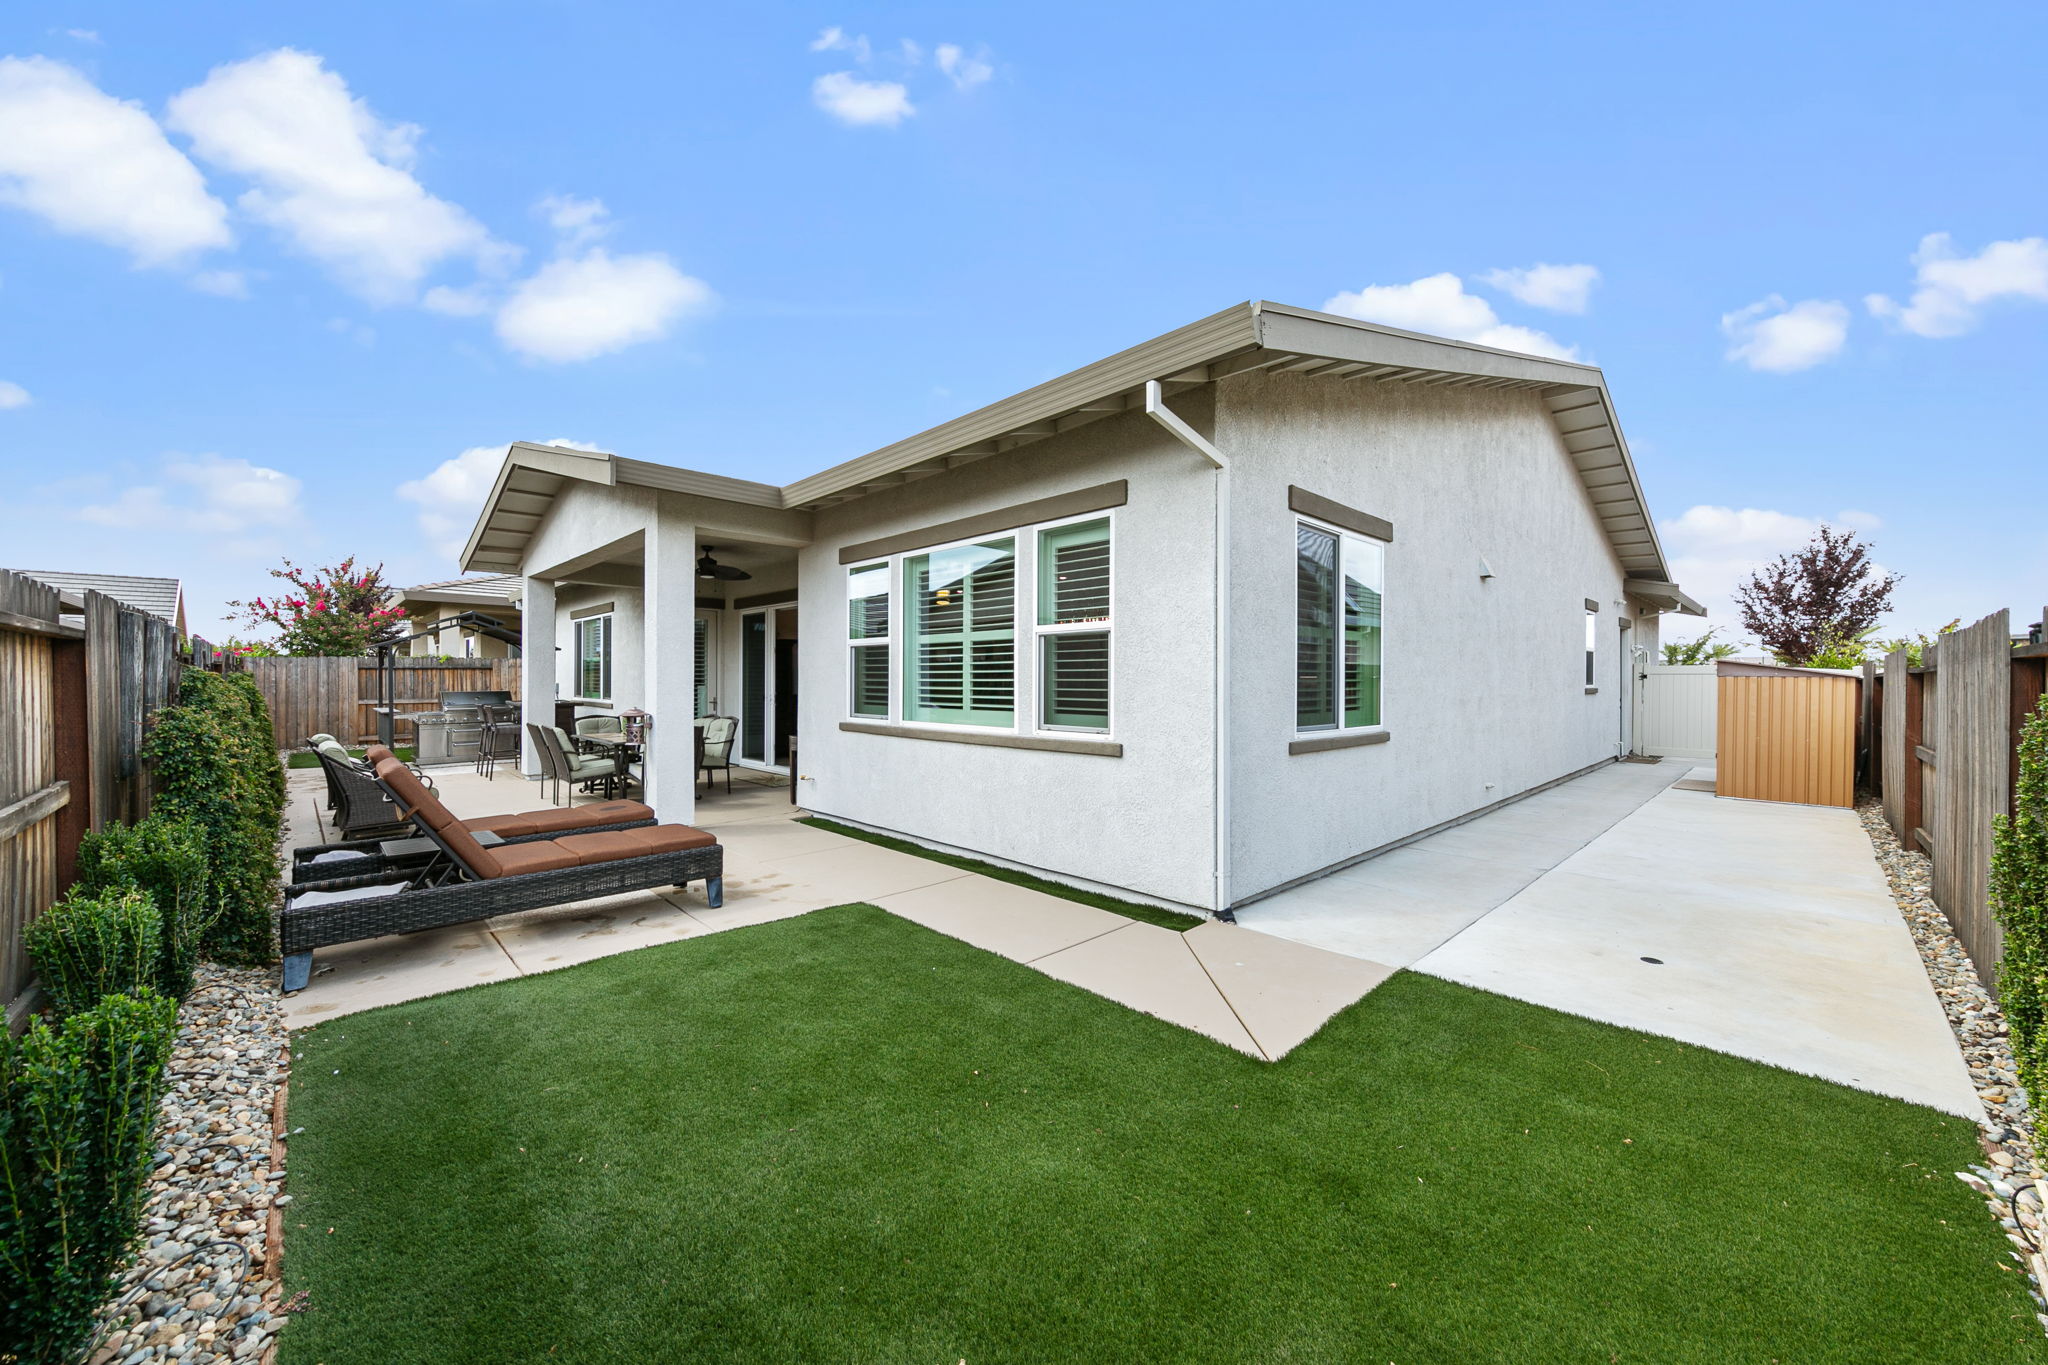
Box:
[281,905,2044,1365]
[797,815,1204,930]
[285,745,415,768]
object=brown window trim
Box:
[1288,730,1391,756]
[1288,486,1393,542]
[568,601,614,621]
[733,588,798,610]
[840,720,1121,757]
[837,481,1129,565]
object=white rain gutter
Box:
[1143,379,1233,918]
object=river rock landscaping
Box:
[1859,797,2048,1332]
[88,965,292,1365]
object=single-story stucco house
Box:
[456,300,1703,918]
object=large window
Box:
[904,538,1017,727]
[847,563,891,718]
[576,613,612,701]
[845,513,1114,735]
[1038,517,1112,731]
[1296,520,1384,732]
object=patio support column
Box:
[520,575,556,779]
[642,508,697,825]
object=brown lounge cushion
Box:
[458,800,654,840]
[469,825,716,879]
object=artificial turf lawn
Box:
[282,906,2044,1365]
[796,815,1204,930]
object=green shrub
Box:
[75,815,214,1001]
[0,991,177,1365]
[1995,699,2048,1103]
[22,889,162,1019]
[144,667,285,964]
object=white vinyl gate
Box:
[1635,664,1718,759]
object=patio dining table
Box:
[577,732,643,798]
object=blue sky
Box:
[0,1,2042,645]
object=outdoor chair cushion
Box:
[487,842,585,877]
[575,715,624,737]
[374,757,504,876]
[554,825,717,865]
[307,733,336,747]
[317,740,351,761]
[457,800,654,840]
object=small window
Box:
[847,563,891,718]
[576,614,612,700]
[903,538,1016,727]
[1037,517,1112,731]
[1297,520,1385,732]
[1585,603,1598,686]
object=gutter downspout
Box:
[1143,379,1233,919]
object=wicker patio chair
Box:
[314,744,414,839]
[278,757,723,991]
[539,724,626,803]
[573,714,625,748]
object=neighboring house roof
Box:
[15,569,185,630]
[396,574,523,607]
[458,300,1690,598]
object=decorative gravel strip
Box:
[90,965,292,1365]
[1857,798,2048,1329]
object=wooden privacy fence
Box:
[250,656,521,748]
[0,569,182,1024]
[1874,609,2048,989]
[1717,670,1860,808]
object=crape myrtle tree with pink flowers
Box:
[227,557,409,656]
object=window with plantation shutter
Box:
[847,563,890,717]
[577,614,612,701]
[1037,517,1111,730]
[903,538,1016,727]
[1297,518,1385,736]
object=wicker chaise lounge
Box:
[278,757,722,991]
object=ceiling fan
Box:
[696,546,753,581]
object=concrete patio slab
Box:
[874,876,1132,964]
[487,889,709,975]
[282,923,519,1024]
[1031,923,1264,1057]
[1415,788,1980,1116]
[1183,922,1392,1058]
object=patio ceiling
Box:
[461,300,1680,585]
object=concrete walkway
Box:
[279,765,1385,1059]
[1236,763,1980,1116]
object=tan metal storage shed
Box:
[1715,661,1861,808]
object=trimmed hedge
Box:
[21,889,161,1020]
[143,668,285,965]
[1995,698,2048,1103]
[74,815,214,1002]
[0,991,178,1365]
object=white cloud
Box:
[80,452,302,536]
[65,29,101,44]
[1477,262,1599,314]
[190,268,249,298]
[494,249,714,363]
[809,27,873,63]
[1866,232,2048,338]
[0,56,232,266]
[398,437,603,562]
[1720,295,1850,372]
[1658,504,1890,646]
[166,49,501,304]
[1321,273,1578,359]
[536,193,609,248]
[935,44,993,91]
[0,380,30,409]
[812,72,914,127]
[422,284,491,317]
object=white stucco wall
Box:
[797,405,1223,911]
[1218,370,1634,901]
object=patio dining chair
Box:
[573,714,625,750]
[699,715,737,795]
[537,724,627,804]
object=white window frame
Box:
[575,612,613,703]
[1293,515,1388,738]
[842,510,1118,740]
[1584,602,1599,689]
[1032,510,1116,735]
[845,561,894,721]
